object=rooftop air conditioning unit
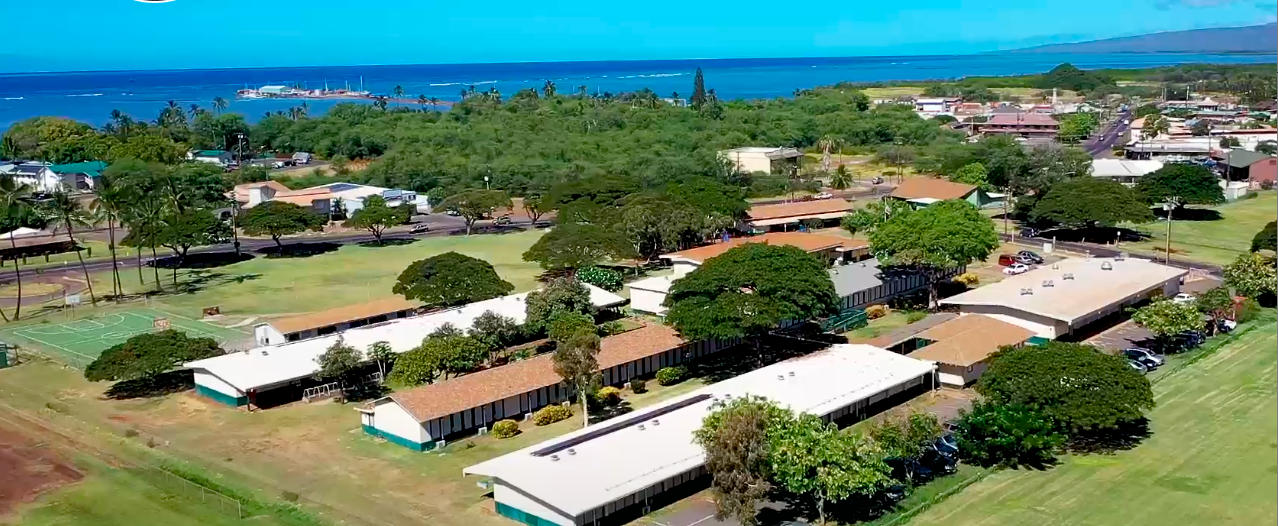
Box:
[1063,273,1075,280]
[651,419,660,426]
[1020,288,1034,295]
[1101,261,1113,271]
[637,424,646,431]
[788,371,795,377]
[1042,280,1054,288]
[566,448,577,456]
[1052,263,1060,270]
[550,454,560,462]
[777,375,786,381]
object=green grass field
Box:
[1121,192,1277,266]
[0,308,247,367]
[906,315,1278,526]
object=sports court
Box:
[0,308,247,368]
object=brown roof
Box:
[890,178,978,201]
[986,113,1058,126]
[663,232,864,264]
[233,180,290,202]
[390,324,687,422]
[268,297,422,335]
[746,199,854,221]
[906,315,1035,367]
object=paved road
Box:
[1084,109,1132,158]
[1002,233,1222,275]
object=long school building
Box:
[185,285,627,408]
[359,324,740,451]
[463,344,938,526]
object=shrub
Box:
[532,404,573,426]
[955,272,980,286]
[1262,180,1274,191]
[578,266,624,292]
[629,379,647,393]
[865,304,889,320]
[905,310,928,323]
[596,386,622,406]
[491,419,520,439]
[955,401,1064,468]
[656,366,689,386]
[598,320,628,336]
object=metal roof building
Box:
[463,344,936,526]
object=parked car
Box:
[1016,250,1045,264]
[1172,293,1196,304]
[1124,348,1164,369]
[409,223,430,234]
[997,254,1017,266]
[870,176,885,184]
[1128,360,1149,374]
[1020,227,1041,238]
[934,435,959,456]
[1013,254,1039,265]
[446,209,460,216]
[1003,263,1031,275]
[814,192,834,200]
[493,216,512,226]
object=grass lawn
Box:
[1119,192,1277,266]
[14,230,548,325]
[862,87,927,98]
[846,310,923,342]
[906,314,1278,526]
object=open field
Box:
[11,230,548,326]
[0,353,711,526]
[907,314,1278,526]
[1120,192,1276,266]
[861,87,926,99]
[0,423,83,516]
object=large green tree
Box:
[343,196,405,245]
[439,189,512,236]
[85,330,223,383]
[1030,177,1155,229]
[954,402,1064,468]
[522,223,635,271]
[665,243,839,360]
[392,252,514,308]
[553,328,601,428]
[156,209,232,286]
[693,396,786,526]
[769,413,892,524]
[977,342,1154,436]
[239,201,328,250]
[868,200,999,308]
[314,336,364,394]
[524,277,595,335]
[1136,164,1225,208]
[1223,252,1277,300]
[1132,298,1202,345]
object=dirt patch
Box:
[0,423,84,514]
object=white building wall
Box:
[374,401,431,444]
[937,362,987,387]
[954,305,1064,339]
[721,151,773,174]
[194,370,244,399]
[253,324,285,346]
[629,287,668,315]
[494,483,576,526]
[670,261,699,279]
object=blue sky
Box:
[2,0,1275,72]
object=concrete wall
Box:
[722,151,772,174]
[629,287,668,315]
[670,261,699,279]
[373,400,432,445]
[937,362,987,387]
[954,306,1066,339]
[193,370,246,406]
[494,483,576,526]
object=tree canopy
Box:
[522,223,635,271]
[343,196,408,245]
[977,342,1154,434]
[665,243,839,345]
[439,189,512,235]
[1132,298,1202,339]
[692,396,784,526]
[85,330,224,382]
[869,200,999,307]
[1029,177,1154,228]
[1223,252,1277,300]
[954,402,1064,468]
[239,201,328,248]
[1251,221,1276,253]
[392,252,514,308]
[1136,164,1225,207]
[769,413,892,525]
[524,277,595,335]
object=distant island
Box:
[1010,22,1278,54]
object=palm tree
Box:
[393,85,405,107]
[817,135,841,174]
[47,192,96,305]
[127,198,167,293]
[829,165,853,191]
[298,101,308,118]
[1140,116,1170,159]
[0,179,32,320]
[428,96,441,110]
[212,96,229,115]
[90,178,128,299]
[417,94,428,111]
[543,80,557,98]
[373,96,389,111]
[188,103,202,118]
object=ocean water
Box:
[1,53,1274,128]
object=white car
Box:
[1003,263,1031,275]
[814,192,834,200]
[1172,293,1196,304]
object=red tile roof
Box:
[907,314,1035,366]
[746,199,854,221]
[389,324,687,422]
[890,178,978,201]
[663,232,865,264]
[986,113,1059,127]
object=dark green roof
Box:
[196,150,228,156]
[1226,149,1273,169]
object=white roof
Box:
[0,227,42,239]
[186,285,625,392]
[464,344,934,517]
[720,146,786,154]
[906,197,942,205]
[625,275,673,293]
[940,257,1187,323]
[1091,159,1164,178]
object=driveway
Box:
[1087,319,1154,352]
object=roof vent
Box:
[1101,261,1113,271]
[1051,263,1060,270]
[651,419,660,426]
[1042,280,1054,288]
[637,424,646,431]
[788,371,795,377]
[566,448,577,456]
[550,454,560,462]
[260,349,269,356]
[1063,273,1075,280]
[1020,287,1034,296]
[777,374,786,381]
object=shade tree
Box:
[524,277,595,335]
[1029,177,1154,229]
[1136,164,1225,208]
[522,223,635,271]
[85,330,224,383]
[954,402,1064,468]
[1131,298,1203,348]
[868,200,999,308]
[439,189,512,235]
[392,252,514,308]
[239,201,328,250]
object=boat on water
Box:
[236,85,373,100]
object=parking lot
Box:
[1086,319,1154,352]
